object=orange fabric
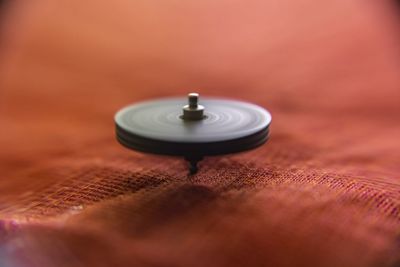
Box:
[0,1,400,266]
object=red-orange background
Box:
[0,1,400,266]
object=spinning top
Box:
[115,93,271,174]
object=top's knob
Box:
[188,93,199,108]
[182,93,205,120]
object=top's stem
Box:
[188,93,198,108]
[182,92,205,121]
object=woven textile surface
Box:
[0,1,400,266]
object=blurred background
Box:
[1,0,399,170]
[0,1,399,267]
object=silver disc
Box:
[115,97,271,157]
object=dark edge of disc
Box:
[115,123,270,158]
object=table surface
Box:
[0,1,400,266]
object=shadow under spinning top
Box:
[115,93,271,174]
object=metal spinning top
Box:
[115,93,271,174]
